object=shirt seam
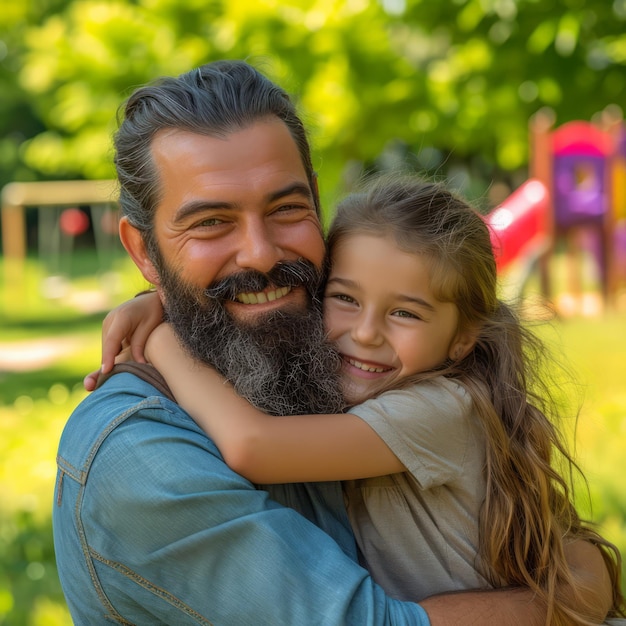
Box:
[89,547,215,625]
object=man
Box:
[53,60,611,624]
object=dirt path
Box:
[0,336,88,372]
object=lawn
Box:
[0,254,146,625]
[0,254,624,625]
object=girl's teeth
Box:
[350,359,386,373]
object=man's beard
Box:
[156,257,346,416]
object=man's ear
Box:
[448,326,479,362]
[119,216,160,286]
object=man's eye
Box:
[196,217,223,227]
[276,203,308,213]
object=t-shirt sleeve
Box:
[348,379,474,489]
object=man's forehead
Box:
[151,120,301,166]
[150,121,316,212]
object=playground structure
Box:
[485,105,626,311]
[1,180,121,307]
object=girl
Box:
[98,174,624,624]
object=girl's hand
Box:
[83,345,137,391]
[83,290,164,390]
[83,367,102,392]
[100,290,164,373]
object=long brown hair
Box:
[327,173,625,624]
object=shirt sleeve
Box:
[348,378,474,489]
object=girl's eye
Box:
[327,293,356,304]
[393,309,419,319]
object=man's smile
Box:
[224,285,309,322]
[235,286,292,304]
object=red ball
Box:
[59,208,90,236]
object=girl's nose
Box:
[351,312,384,347]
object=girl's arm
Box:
[146,323,405,484]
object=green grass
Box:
[544,315,626,568]
[0,253,625,624]
[0,253,145,625]
[537,315,626,537]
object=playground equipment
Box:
[528,107,625,305]
[486,178,550,274]
[1,180,120,304]
[485,107,625,308]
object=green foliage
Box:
[1,0,625,202]
[0,512,67,625]
[0,382,88,625]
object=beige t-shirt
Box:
[344,377,490,602]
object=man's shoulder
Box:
[57,368,206,476]
[95,362,176,401]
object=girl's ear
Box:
[119,217,161,287]
[448,326,479,361]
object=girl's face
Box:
[323,233,474,405]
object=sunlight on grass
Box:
[536,313,626,588]
[0,387,87,520]
[0,254,143,625]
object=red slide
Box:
[485,179,551,272]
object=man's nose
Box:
[351,311,384,347]
[235,220,284,274]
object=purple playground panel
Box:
[551,121,615,284]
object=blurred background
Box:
[1,0,625,623]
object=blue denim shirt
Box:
[53,372,430,625]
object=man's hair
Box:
[113,60,319,258]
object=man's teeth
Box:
[348,358,388,373]
[236,286,291,304]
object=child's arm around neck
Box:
[146,323,405,484]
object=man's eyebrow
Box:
[267,182,314,203]
[173,182,314,223]
[173,200,232,223]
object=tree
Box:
[3,0,626,210]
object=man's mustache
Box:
[203,259,323,302]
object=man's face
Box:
[132,118,344,416]
[148,119,326,323]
